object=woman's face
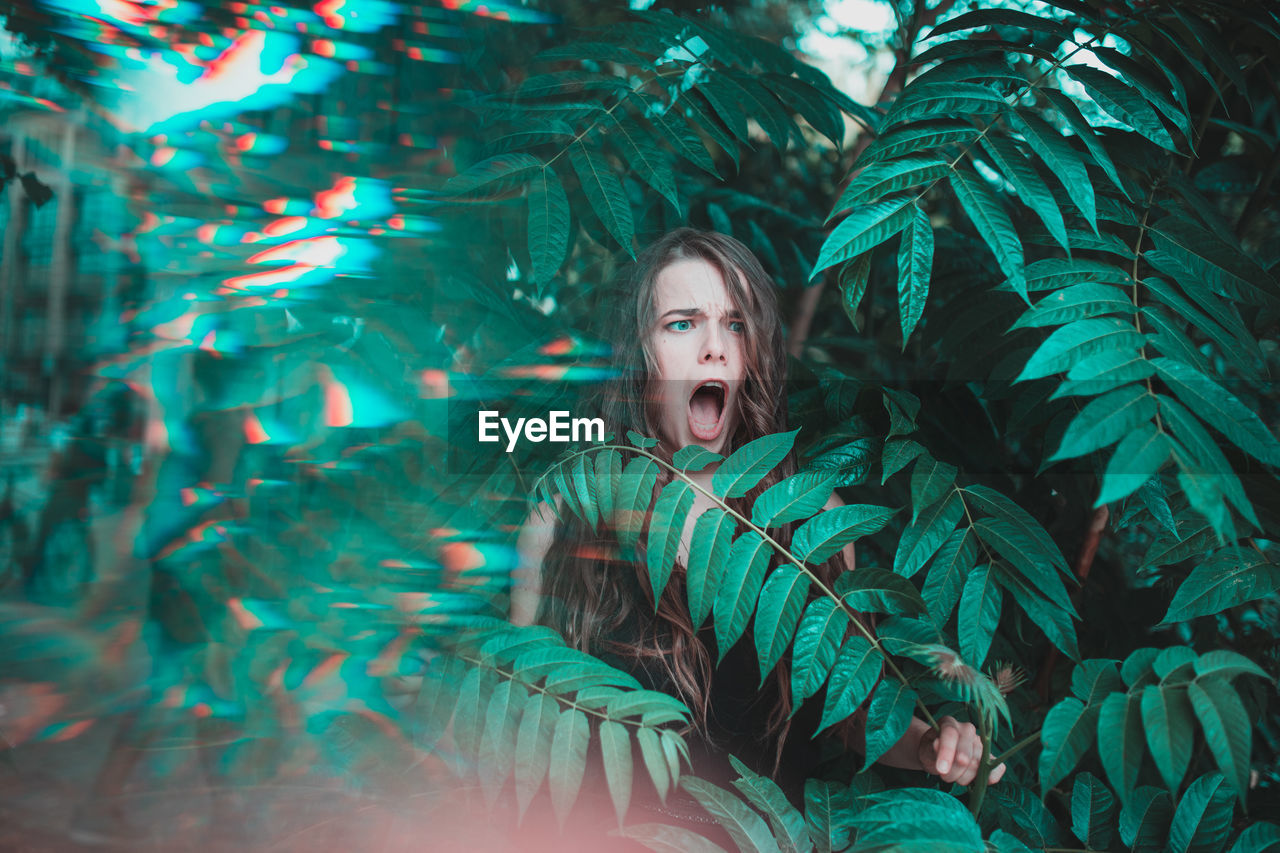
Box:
[647,257,746,456]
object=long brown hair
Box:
[533,228,851,765]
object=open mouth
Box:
[688,380,727,442]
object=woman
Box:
[512,228,1003,841]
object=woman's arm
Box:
[822,493,1005,786]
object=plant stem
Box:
[992,728,1041,765]
[968,713,993,817]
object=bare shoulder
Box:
[512,495,562,625]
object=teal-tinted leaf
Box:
[1153,358,1280,466]
[1011,282,1135,330]
[981,133,1069,252]
[1098,692,1145,804]
[1071,659,1124,705]
[687,508,736,628]
[752,471,836,528]
[549,708,589,827]
[791,598,850,705]
[647,479,695,604]
[975,518,1075,614]
[446,152,542,195]
[989,828,1036,853]
[713,429,800,499]
[514,70,625,98]
[1149,216,1277,309]
[862,681,918,769]
[1087,44,1190,134]
[832,157,949,215]
[636,726,670,803]
[1051,384,1157,462]
[1159,396,1258,530]
[1122,648,1161,687]
[615,823,730,853]
[1014,257,1131,292]
[728,756,813,853]
[881,437,926,483]
[721,71,798,150]
[927,7,1075,38]
[569,140,634,256]
[1018,318,1148,382]
[1154,646,1197,683]
[763,72,845,148]
[910,455,956,522]
[1167,774,1234,853]
[1071,772,1117,851]
[1039,88,1130,200]
[987,782,1064,847]
[1066,64,1177,150]
[840,568,927,616]
[965,484,1068,578]
[713,530,771,660]
[755,565,810,681]
[818,636,880,734]
[1162,548,1280,624]
[1140,684,1194,792]
[673,445,723,472]
[616,456,659,548]
[697,78,752,144]
[514,693,560,819]
[599,719,633,826]
[1119,787,1173,851]
[683,91,742,169]
[1039,697,1099,793]
[993,564,1080,660]
[595,448,622,521]
[949,163,1025,298]
[805,779,856,853]
[1194,650,1273,683]
[813,195,916,279]
[651,100,720,177]
[573,453,599,531]
[809,438,874,488]
[1188,678,1251,805]
[479,680,526,804]
[860,122,979,165]
[883,81,1008,129]
[1143,305,1212,374]
[1096,424,1172,506]
[793,504,896,564]
[1143,276,1262,375]
[681,776,783,853]
[610,116,680,210]
[894,486,963,579]
[922,527,976,627]
[527,166,570,285]
[627,429,659,448]
[838,252,871,330]
[883,388,921,437]
[959,563,1001,667]
[896,205,933,345]
[1227,823,1280,853]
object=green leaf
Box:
[922,527,976,628]
[722,71,798,150]
[1071,772,1117,851]
[832,157,949,215]
[1098,692,1145,804]
[713,530,772,660]
[598,719,633,826]
[627,429,659,449]
[646,479,696,603]
[569,140,634,256]
[1119,787,1173,851]
[687,508,736,628]
[615,456,659,548]
[728,756,813,853]
[1140,684,1194,792]
[713,429,800,499]
[479,680,525,805]
[1066,64,1177,150]
[1011,282,1135,330]
[896,204,933,345]
[682,90,742,169]
[755,565,810,682]
[1159,395,1258,531]
[883,388,920,437]
[813,195,916,279]
[1009,107,1097,227]
[446,152,542,194]
[615,823,730,853]
[927,7,1075,38]
[697,79,752,144]
[673,445,722,472]
[1015,257,1131,292]
[548,708,589,827]
[1227,823,1280,853]
[595,448,622,521]
[805,779,855,853]
[1017,318,1149,382]
[527,166,570,285]
[974,518,1075,614]
[650,100,720,178]
[1071,659,1124,706]
[860,123,978,165]
[1161,547,1280,624]
[949,163,1025,299]
[1039,697,1099,794]
[637,725,670,802]
[514,693,560,819]
[993,563,1080,660]
[910,455,957,523]
[763,72,845,148]
[881,437,926,483]
[882,81,1008,129]
[1167,774,1234,853]
[752,470,836,527]
[791,598,850,705]
[1051,384,1157,461]
[1153,358,1280,466]
[818,636,880,734]
[981,133,1069,252]
[1154,646,1198,682]
[862,681,917,769]
[1194,650,1273,683]
[1039,88,1130,201]
[1188,678,1251,805]
[681,776,783,853]
[573,453,599,531]
[839,568,927,616]
[838,253,871,330]
[793,504,897,564]
[810,438,875,488]
[609,116,680,211]
[1096,424,1172,506]
[893,491,963,578]
[958,563,1001,667]
[1149,216,1277,309]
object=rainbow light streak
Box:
[313,0,398,33]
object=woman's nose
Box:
[701,327,727,362]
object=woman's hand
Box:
[917,716,1006,786]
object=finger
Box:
[935,723,960,775]
[988,762,1007,785]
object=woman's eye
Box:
[728,321,744,333]
[667,319,692,332]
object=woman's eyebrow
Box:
[659,308,702,319]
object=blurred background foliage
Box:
[0,0,1277,849]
